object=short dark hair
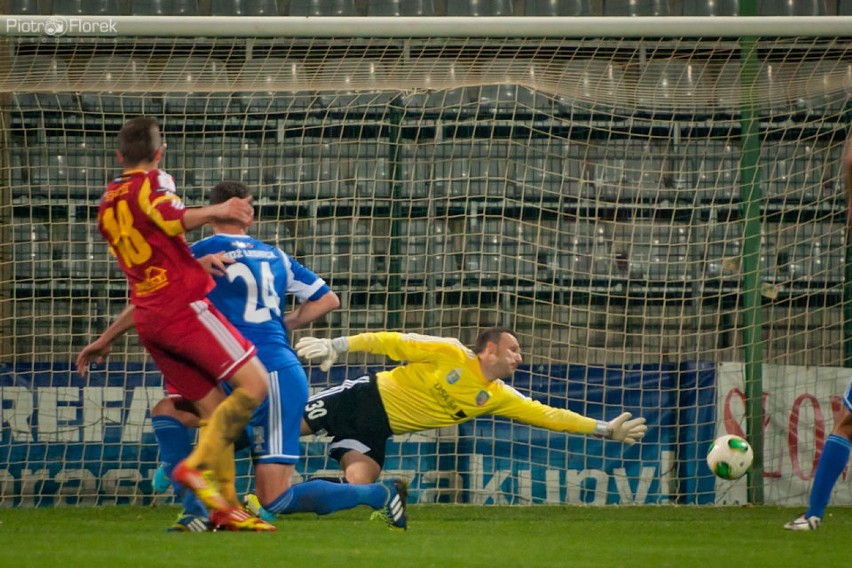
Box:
[118,116,161,165]
[474,326,517,354]
[210,180,251,204]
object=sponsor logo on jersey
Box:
[134,266,169,296]
[432,383,461,415]
[475,390,491,406]
[446,369,461,384]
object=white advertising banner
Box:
[716,362,852,505]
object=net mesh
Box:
[0,33,850,506]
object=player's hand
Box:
[217,196,254,226]
[75,339,113,378]
[295,337,348,372]
[606,412,647,445]
[198,252,235,277]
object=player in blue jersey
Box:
[784,134,852,531]
[149,180,408,531]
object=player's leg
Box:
[340,450,383,484]
[145,301,273,530]
[251,373,405,527]
[252,452,406,529]
[150,396,208,520]
[785,382,852,531]
[177,357,267,508]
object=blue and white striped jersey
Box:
[191,233,330,371]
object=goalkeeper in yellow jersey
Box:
[302,327,646,484]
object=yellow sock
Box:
[215,442,238,506]
[185,388,259,471]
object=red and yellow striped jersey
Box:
[98,169,213,310]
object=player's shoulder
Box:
[149,169,177,194]
[400,333,474,357]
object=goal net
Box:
[0,16,850,507]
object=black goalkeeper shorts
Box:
[303,374,394,467]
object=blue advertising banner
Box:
[0,361,716,506]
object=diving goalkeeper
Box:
[244,327,647,518]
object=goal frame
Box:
[1,14,850,507]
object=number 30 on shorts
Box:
[305,400,327,420]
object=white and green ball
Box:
[706,434,754,480]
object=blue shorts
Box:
[246,364,309,465]
[843,380,852,413]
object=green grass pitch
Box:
[0,505,846,568]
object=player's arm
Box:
[296,331,469,371]
[182,197,254,232]
[139,171,254,235]
[196,251,235,277]
[75,303,136,377]
[284,291,340,331]
[493,386,648,445]
[279,251,341,330]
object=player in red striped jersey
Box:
[77,116,274,532]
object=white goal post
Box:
[0,15,850,508]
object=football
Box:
[706,434,754,480]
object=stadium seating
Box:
[759,0,828,15]
[9,56,78,112]
[700,223,741,281]
[513,139,576,200]
[79,57,162,115]
[603,0,675,16]
[316,60,395,117]
[234,58,317,114]
[9,0,40,14]
[131,0,200,15]
[392,60,474,117]
[524,0,601,16]
[554,220,614,282]
[288,0,360,16]
[682,0,738,15]
[686,139,741,203]
[350,142,392,199]
[762,141,827,203]
[11,223,53,281]
[159,57,232,115]
[616,223,691,282]
[634,60,712,117]
[433,140,516,199]
[714,59,799,117]
[446,0,514,16]
[179,138,247,190]
[368,0,437,15]
[315,142,355,199]
[789,61,852,115]
[554,60,630,118]
[397,144,434,199]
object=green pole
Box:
[845,231,852,367]
[386,99,404,331]
[844,149,852,367]
[739,0,765,506]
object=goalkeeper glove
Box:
[594,412,647,445]
[295,336,349,372]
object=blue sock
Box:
[152,415,206,518]
[806,433,852,519]
[265,480,388,516]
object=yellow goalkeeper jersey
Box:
[346,331,599,436]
